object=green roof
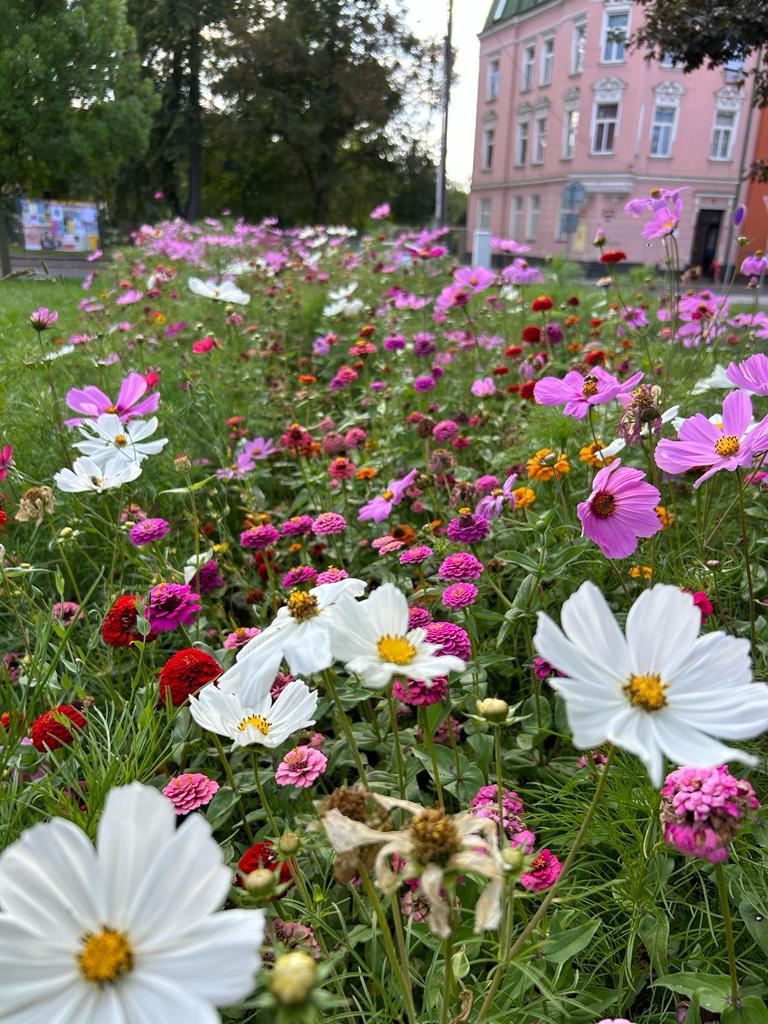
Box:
[484,0,549,30]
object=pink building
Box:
[468,0,759,273]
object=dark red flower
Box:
[519,381,536,400]
[0,509,7,530]
[236,840,294,889]
[159,648,222,706]
[531,296,554,312]
[584,349,608,367]
[521,326,541,344]
[101,594,156,647]
[600,250,627,264]
[31,705,86,752]
[492,365,509,375]
[505,344,523,357]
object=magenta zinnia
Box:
[577,460,662,558]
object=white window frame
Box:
[540,36,555,86]
[526,195,540,240]
[601,7,630,64]
[478,198,492,231]
[522,43,536,92]
[592,100,619,154]
[571,20,587,75]
[481,122,496,170]
[710,109,738,160]
[649,104,677,157]
[487,56,501,101]
[510,195,524,239]
[515,118,530,165]
[563,107,580,159]
[533,116,547,164]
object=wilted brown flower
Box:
[15,486,55,523]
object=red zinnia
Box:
[159,648,222,706]
[236,841,294,890]
[101,594,155,647]
[31,705,86,752]
[600,250,627,264]
[0,509,7,530]
[522,325,541,344]
[519,381,537,400]
[531,296,554,312]
[505,344,523,357]
[584,349,608,366]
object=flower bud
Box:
[502,846,526,871]
[278,831,301,856]
[174,454,192,473]
[271,950,318,1005]
[243,868,277,897]
[476,698,509,723]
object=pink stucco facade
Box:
[467,0,760,272]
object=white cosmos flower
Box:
[189,675,318,748]
[220,578,366,680]
[54,455,142,493]
[691,364,732,395]
[534,582,768,786]
[329,583,466,691]
[188,277,250,305]
[322,297,364,318]
[0,783,264,1022]
[74,414,168,468]
[327,282,358,302]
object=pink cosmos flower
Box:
[476,474,517,519]
[115,289,144,306]
[625,186,687,218]
[0,445,13,481]
[727,353,768,396]
[163,773,219,814]
[577,460,662,559]
[192,336,222,354]
[370,202,391,219]
[641,200,682,241]
[65,372,160,426]
[29,307,59,330]
[358,468,418,523]
[655,390,768,488]
[471,377,496,397]
[275,746,328,788]
[741,254,768,276]
[454,266,496,293]
[490,236,530,254]
[502,259,543,285]
[521,848,562,891]
[534,367,643,420]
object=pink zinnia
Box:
[147,583,201,631]
[727,353,768,397]
[408,606,432,630]
[425,621,471,660]
[223,626,261,650]
[316,567,349,584]
[163,772,219,814]
[129,517,170,546]
[577,460,662,559]
[534,367,643,420]
[438,553,484,582]
[281,515,315,536]
[282,565,318,588]
[446,510,490,543]
[521,848,563,892]
[358,468,418,523]
[312,512,347,535]
[65,372,161,426]
[400,545,433,565]
[655,390,768,488]
[392,676,448,706]
[275,746,328,788]
[442,582,478,608]
[240,524,280,548]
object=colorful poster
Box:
[20,199,100,253]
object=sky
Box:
[403,1,487,188]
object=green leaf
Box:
[539,920,601,963]
[722,996,768,1023]
[638,912,670,974]
[653,972,733,1011]
[451,946,470,981]
[739,900,768,953]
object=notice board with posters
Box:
[20,199,100,253]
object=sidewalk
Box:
[10,252,92,279]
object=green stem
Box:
[323,670,368,786]
[736,469,757,664]
[715,863,740,1010]
[251,749,279,834]
[389,692,407,800]
[419,706,444,810]
[494,725,506,847]
[210,732,254,844]
[358,866,417,1024]
[439,902,456,1024]
[390,893,417,1021]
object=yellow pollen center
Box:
[105,405,119,413]
[591,491,616,518]
[382,490,394,500]
[78,928,133,984]
[492,488,503,496]
[715,435,740,457]
[239,714,270,734]
[624,673,667,711]
[582,375,599,397]
[113,434,128,446]
[287,590,319,621]
[459,507,472,516]
[377,635,416,665]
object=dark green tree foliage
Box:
[0,0,153,272]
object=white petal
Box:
[668,632,753,695]
[534,611,625,691]
[263,681,318,746]
[605,706,664,785]
[0,917,79,1016]
[283,619,333,675]
[113,972,219,1023]
[560,581,629,675]
[625,586,700,677]
[650,715,757,772]
[364,583,409,637]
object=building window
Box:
[541,37,555,85]
[660,52,684,69]
[572,22,587,74]
[510,195,524,239]
[516,119,530,165]
[563,108,580,158]
[478,198,492,231]
[526,195,540,240]
[724,59,745,84]
[592,102,618,153]
[602,9,629,63]
[493,0,507,19]
[482,124,496,170]
[522,44,536,91]
[711,110,737,160]
[533,116,547,163]
[650,105,676,156]
[488,57,501,101]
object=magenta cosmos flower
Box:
[275,746,328,788]
[534,367,643,420]
[163,773,219,814]
[29,307,59,330]
[727,353,768,397]
[0,445,12,482]
[147,583,201,631]
[358,468,418,523]
[655,390,768,488]
[65,372,160,426]
[476,474,517,519]
[577,460,662,559]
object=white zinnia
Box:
[188,277,250,305]
[74,414,168,468]
[54,455,142,493]
[220,578,366,680]
[329,582,466,690]
[0,783,264,1022]
[534,582,768,785]
[189,675,318,748]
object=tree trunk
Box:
[185,2,202,222]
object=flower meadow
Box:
[3,197,768,1023]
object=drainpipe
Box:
[722,48,763,276]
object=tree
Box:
[0,0,154,275]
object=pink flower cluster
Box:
[163,772,219,814]
[660,764,759,863]
[275,745,328,788]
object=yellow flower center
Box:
[287,590,319,621]
[382,490,394,500]
[409,808,462,865]
[591,491,616,518]
[239,714,270,734]
[714,435,740,457]
[582,375,599,397]
[105,405,119,413]
[377,635,416,665]
[113,434,128,446]
[624,673,667,711]
[78,928,133,984]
